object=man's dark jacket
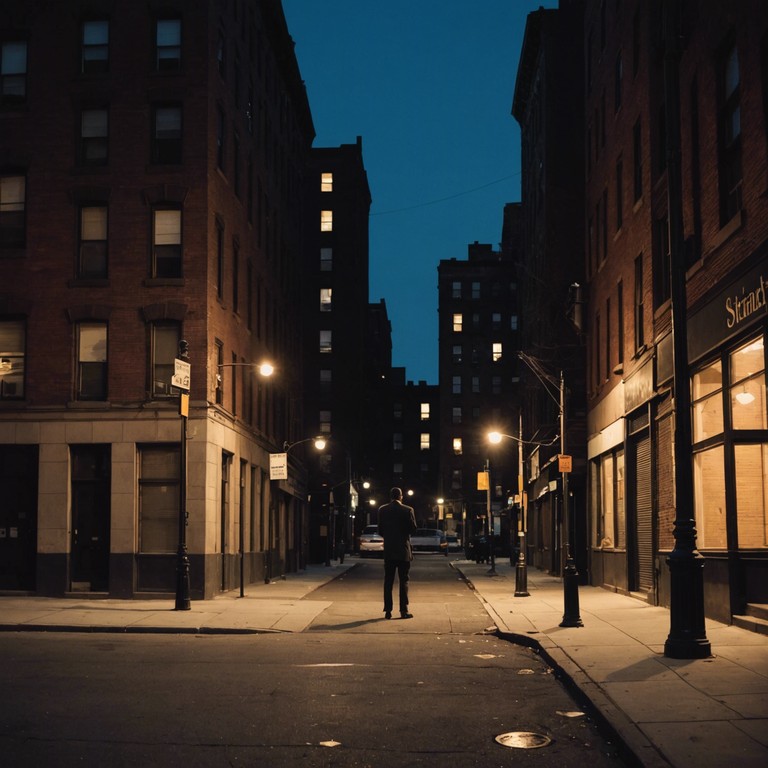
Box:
[378,500,418,561]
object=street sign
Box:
[558,454,572,473]
[172,358,191,390]
[270,452,288,480]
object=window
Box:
[718,42,743,223]
[393,433,403,451]
[692,359,724,443]
[693,446,727,548]
[614,50,623,112]
[735,444,768,547]
[452,376,461,395]
[730,337,766,430]
[215,219,224,297]
[152,104,182,164]
[452,407,462,424]
[605,298,611,380]
[633,118,643,202]
[0,174,26,248]
[615,158,623,230]
[81,20,108,73]
[217,30,226,78]
[139,445,180,553]
[319,330,332,353]
[78,205,108,278]
[420,402,430,420]
[320,369,332,386]
[510,315,518,331]
[150,322,179,397]
[452,281,461,298]
[215,339,223,404]
[232,240,239,313]
[634,254,644,350]
[152,208,182,278]
[492,342,502,362]
[451,469,462,489]
[420,433,430,451]
[452,313,463,332]
[591,449,625,548]
[320,247,332,271]
[653,215,670,307]
[216,107,225,169]
[492,376,501,395]
[617,281,624,366]
[77,322,107,400]
[80,108,108,165]
[452,438,462,455]
[2,40,27,103]
[452,344,462,363]
[492,313,501,329]
[156,19,181,71]
[321,172,333,192]
[471,376,480,394]
[319,288,332,312]
[472,282,480,299]
[320,210,333,232]
[0,319,24,399]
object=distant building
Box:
[437,227,521,554]
[0,0,315,597]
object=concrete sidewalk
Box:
[458,560,768,768]
[1,558,767,767]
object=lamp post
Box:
[174,340,191,611]
[488,418,529,597]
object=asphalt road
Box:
[0,557,629,767]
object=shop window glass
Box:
[139,445,180,552]
[692,359,724,441]
[693,446,727,548]
[735,443,768,548]
[729,337,766,430]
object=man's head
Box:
[390,487,403,501]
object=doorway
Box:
[70,445,111,592]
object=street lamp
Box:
[488,418,529,597]
[174,339,191,610]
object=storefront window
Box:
[729,337,766,430]
[735,444,768,548]
[591,449,625,548]
[691,359,723,442]
[693,446,727,548]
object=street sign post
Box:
[172,358,191,390]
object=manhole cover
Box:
[495,731,552,749]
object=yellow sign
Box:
[179,392,189,417]
[477,471,489,491]
[559,454,572,473]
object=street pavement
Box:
[1,557,767,768]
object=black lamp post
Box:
[174,339,191,611]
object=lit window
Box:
[492,343,502,362]
[730,337,765,430]
[81,21,108,74]
[0,174,26,248]
[320,247,332,271]
[78,205,108,278]
[80,107,108,165]
[77,322,107,400]
[1,41,27,104]
[452,313,462,332]
[420,433,430,451]
[321,173,333,192]
[153,208,182,278]
[156,19,181,71]
[320,288,332,312]
[0,319,25,399]
[453,438,463,455]
[420,402,430,421]
[319,330,332,353]
[321,210,333,232]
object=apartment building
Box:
[0,0,315,598]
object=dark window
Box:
[156,19,181,71]
[150,322,179,397]
[633,118,643,201]
[152,104,182,164]
[615,157,623,230]
[634,254,644,350]
[717,42,743,223]
[1,40,27,103]
[77,322,107,400]
[78,205,108,278]
[653,215,670,307]
[81,20,108,74]
[0,174,26,248]
[152,208,182,278]
[80,107,108,165]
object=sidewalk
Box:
[458,560,768,768]
[1,559,767,767]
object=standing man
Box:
[377,487,418,619]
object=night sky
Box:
[282,0,558,383]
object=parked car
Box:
[358,525,384,557]
[411,528,448,554]
[446,534,462,552]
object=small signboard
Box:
[558,454,573,473]
[270,452,288,480]
[172,358,191,390]
[477,471,489,491]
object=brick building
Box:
[0,0,315,598]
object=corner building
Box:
[0,1,315,598]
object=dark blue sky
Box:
[282,1,558,384]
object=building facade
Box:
[0,0,315,598]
